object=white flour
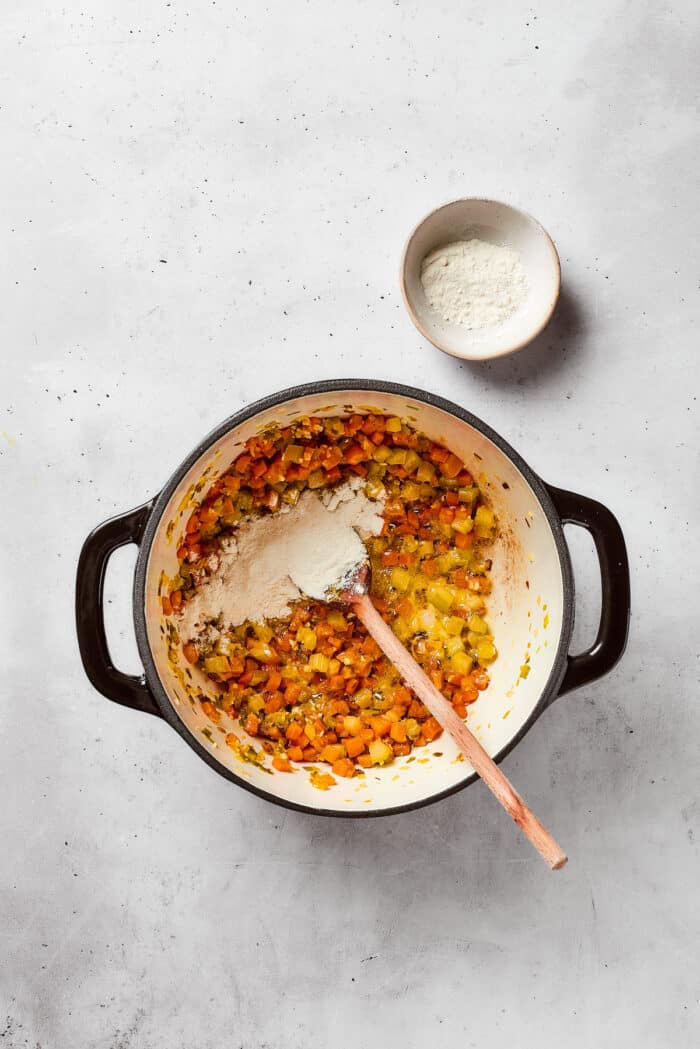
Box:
[420,238,527,329]
[178,479,384,639]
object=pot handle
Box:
[76,501,162,717]
[546,485,630,695]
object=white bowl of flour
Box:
[400,198,560,361]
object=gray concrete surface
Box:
[2,1,698,1046]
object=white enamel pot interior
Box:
[77,381,630,816]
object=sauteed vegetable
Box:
[164,414,497,779]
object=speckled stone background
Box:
[2,2,699,1046]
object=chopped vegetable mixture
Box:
[164,414,498,779]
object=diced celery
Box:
[367,461,387,482]
[282,486,301,506]
[388,448,408,466]
[308,653,330,673]
[297,626,317,652]
[405,719,421,740]
[236,492,253,511]
[401,482,422,502]
[445,636,465,657]
[403,450,421,473]
[393,617,411,642]
[390,567,411,592]
[454,589,484,612]
[468,614,489,635]
[253,623,274,643]
[412,607,436,633]
[365,479,385,500]
[477,640,497,663]
[458,486,479,504]
[437,550,461,574]
[445,616,465,636]
[416,460,437,483]
[248,695,265,713]
[452,515,474,535]
[327,610,347,630]
[369,739,393,765]
[248,642,275,662]
[385,417,402,432]
[354,688,373,709]
[474,505,496,538]
[418,540,434,558]
[451,651,473,676]
[427,584,454,614]
[282,444,305,463]
[307,469,325,489]
[204,655,230,675]
[373,445,392,462]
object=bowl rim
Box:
[132,379,574,818]
[399,197,562,361]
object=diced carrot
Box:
[332,758,356,778]
[264,693,284,714]
[408,699,427,720]
[161,595,173,615]
[429,445,450,464]
[422,717,443,742]
[345,443,365,464]
[272,756,292,773]
[455,531,474,549]
[357,754,373,768]
[370,715,391,737]
[200,701,220,723]
[390,721,407,743]
[321,743,346,763]
[183,643,199,665]
[381,549,400,567]
[440,453,464,478]
[472,669,490,691]
[285,721,303,741]
[243,713,260,735]
[266,670,282,692]
[345,737,366,758]
[286,746,304,762]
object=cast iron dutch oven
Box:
[76,380,630,816]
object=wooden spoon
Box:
[341,566,567,870]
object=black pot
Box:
[76,380,630,816]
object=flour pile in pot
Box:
[178,479,384,639]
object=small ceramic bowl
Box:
[400,198,561,361]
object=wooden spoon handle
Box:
[352,592,567,870]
